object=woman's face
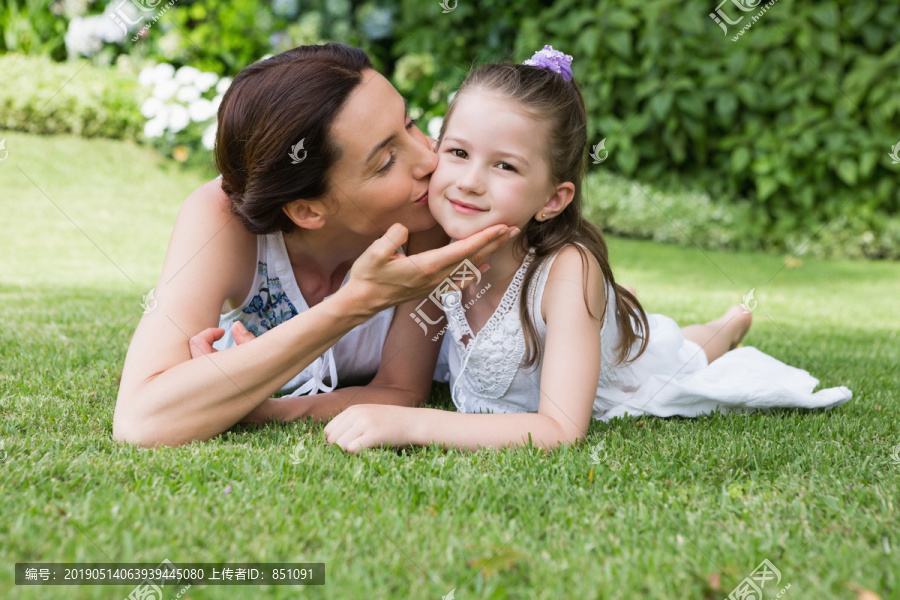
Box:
[322,69,438,236]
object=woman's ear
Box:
[282,199,328,230]
[535,182,575,221]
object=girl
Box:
[323,46,852,453]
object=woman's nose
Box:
[411,133,439,180]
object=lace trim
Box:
[451,252,535,402]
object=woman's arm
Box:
[114,181,516,448]
[324,246,605,452]
[236,224,452,422]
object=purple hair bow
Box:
[522,45,574,81]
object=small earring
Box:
[541,213,546,219]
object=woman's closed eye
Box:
[375,118,421,176]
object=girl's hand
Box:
[324,404,418,453]
[188,321,256,359]
[338,223,518,314]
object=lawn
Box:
[1,132,898,599]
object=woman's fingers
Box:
[418,224,518,287]
[368,223,410,259]
[188,327,224,359]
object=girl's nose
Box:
[456,165,485,194]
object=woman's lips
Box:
[448,198,487,215]
[414,191,428,205]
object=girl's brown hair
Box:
[214,43,373,235]
[441,63,649,366]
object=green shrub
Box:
[0,53,146,139]
[515,0,900,249]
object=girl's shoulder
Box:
[536,243,606,322]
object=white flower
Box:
[202,122,218,150]
[144,116,167,138]
[138,65,157,87]
[64,16,103,57]
[152,79,179,101]
[188,98,216,122]
[141,97,164,118]
[175,65,201,85]
[210,94,223,112]
[152,62,176,85]
[176,85,202,103]
[215,77,233,95]
[427,116,443,139]
[97,11,128,43]
[167,105,190,133]
[194,71,219,93]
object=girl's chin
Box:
[435,219,487,241]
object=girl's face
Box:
[428,89,564,240]
[322,69,438,236]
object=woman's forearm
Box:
[114,288,374,447]
[410,409,577,452]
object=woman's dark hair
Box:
[215,43,373,234]
[441,63,650,366]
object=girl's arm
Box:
[324,246,605,452]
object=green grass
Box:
[1,132,898,599]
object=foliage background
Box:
[2,0,899,258]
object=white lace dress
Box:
[442,248,852,421]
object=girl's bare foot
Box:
[681,305,753,363]
[715,305,753,350]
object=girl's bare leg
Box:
[681,305,753,363]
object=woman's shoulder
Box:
[159,178,258,306]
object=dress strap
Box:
[284,347,339,397]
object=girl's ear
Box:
[535,182,575,222]
[282,198,329,230]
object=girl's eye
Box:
[450,149,467,159]
[497,162,516,172]
[406,118,418,130]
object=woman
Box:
[113,44,517,448]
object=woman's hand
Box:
[323,404,419,453]
[338,223,518,314]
